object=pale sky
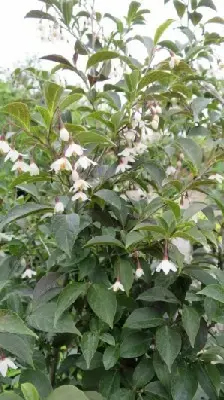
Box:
[0,0,223,72]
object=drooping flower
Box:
[22,268,37,279]
[151,114,160,130]
[30,162,39,176]
[155,105,162,114]
[124,129,136,142]
[209,174,224,184]
[166,165,177,176]
[116,157,132,174]
[71,168,79,182]
[133,142,148,155]
[169,53,181,69]
[72,192,88,202]
[109,280,125,292]
[71,179,90,193]
[118,148,135,157]
[0,357,17,377]
[0,137,10,154]
[60,126,70,142]
[12,157,30,173]
[75,156,97,170]
[4,148,19,162]
[156,259,177,275]
[65,142,84,157]
[50,157,72,173]
[132,110,142,129]
[54,199,64,213]
[135,266,145,279]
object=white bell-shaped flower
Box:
[75,156,97,170]
[30,162,39,176]
[0,137,10,154]
[72,192,88,202]
[71,179,90,193]
[109,280,125,292]
[0,357,17,377]
[54,199,64,213]
[60,126,70,142]
[12,158,30,173]
[65,142,84,157]
[166,165,177,176]
[156,258,177,275]
[4,148,19,162]
[22,268,37,279]
[71,168,79,182]
[135,267,144,279]
[50,157,72,173]
[116,157,132,174]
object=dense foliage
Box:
[0,0,224,399]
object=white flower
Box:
[116,158,132,174]
[166,165,177,176]
[126,188,146,201]
[209,174,224,184]
[151,115,159,130]
[4,149,19,162]
[132,111,142,128]
[71,168,79,182]
[133,143,148,155]
[135,267,144,279]
[22,268,37,279]
[30,162,39,176]
[0,357,17,377]
[71,179,90,192]
[118,148,135,157]
[124,129,136,142]
[12,160,30,173]
[50,157,72,173]
[75,156,97,170]
[65,142,84,157]
[72,192,88,202]
[156,258,177,275]
[109,280,125,292]
[0,138,10,154]
[169,57,175,69]
[169,54,181,69]
[60,127,70,142]
[155,105,162,114]
[54,200,64,213]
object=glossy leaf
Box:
[182,305,200,347]
[87,284,117,328]
[156,326,181,371]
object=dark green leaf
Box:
[87,51,120,69]
[47,385,89,400]
[174,1,186,18]
[51,214,80,257]
[120,332,152,358]
[0,333,33,366]
[198,284,224,303]
[25,10,56,22]
[44,82,63,115]
[85,236,124,249]
[99,371,120,399]
[103,346,119,370]
[124,308,164,329]
[198,0,216,10]
[171,364,198,400]
[133,357,155,389]
[119,259,134,295]
[95,190,121,210]
[138,70,174,90]
[81,332,99,369]
[0,203,52,231]
[20,369,52,399]
[156,326,181,371]
[145,381,168,399]
[138,287,179,303]
[87,284,117,328]
[177,138,202,170]
[182,305,200,347]
[55,283,88,324]
[0,310,36,337]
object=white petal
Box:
[6,358,17,370]
[0,360,8,377]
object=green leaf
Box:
[21,383,40,400]
[0,333,33,366]
[59,93,83,111]
[198,284,224,303]
[62,0,73,25]
[55,283,88,324]
[44,82,63,115]
[156,326,181,371]
[174,1,186,18]
[138,70,174,90]
[85,393,105,400]
[119,259,134,295]
[189,11,202,25]
[0,310,36,337]
[103,346,119,370]
[171,364,198,400]
[0,102,30,130]
[177,138,202,171]
[191,97,211,122]
[153,352,171,389]
[20,370,52,399]
[133,223,166,235]
[138,287,179,303]
[182,305,200,348]
[25,10,56,22]
[87,284,117,328]
[188,126,209,136]
[69,129,114,146]
[51,214,80,257]
[127,1,141,24]
[0,395,23,400]
[0,203,52,231]
[87,51,120,69]
[27,303,81,335]
[81,332,99,369]
[110,390,134,400]
[145,381,168,399]
[100,333,115,346]
[95,190,121,210]
[206,17,224,24]
[48,386,89,400]
[154,19,175,44]
[124,308,164,329]
[197,364,220,399]
[85,236,124,249]
[99,371,120,399]
[198,0,216,10]
[133,357,155,389]
[120,332,152,358]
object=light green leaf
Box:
[138,287,179,303]
[198,284,224,303]
[133,357,155,389]
[103,346,119,370]
[0,102,30,130]
[120,332,152,358]
[156,326,181,371]
[188,126,209,136]
[182,305,200,347]
[206,17,224,24]
[124,308,164,329]
[59,93,83,111]
[133,223,166,235]
[81,332,99,369]
[51,214,80,257]
[71,130,114,146]
[87,51,120,69]
[85,236,124,249]
[127,1,141,24]
[100,333,115,346]
[191,97,211,122]
[0,394,23,400]
[198,0,216,10]
[0,203,52,231]
[36,106,51,128]
[125,231,144,249]
[138,70,174,90]
[0,310,36,337]
[119,259,134,295]
[171,364,198,400]
[44,82,63,115]
[87,284,117,328]
[174,0,186,18]
[95,190,121,210]
[20,370,52,399]
[47,386,89,400]
[0,333,33,366]
[62,0,73,25]
[177,137,202,170]
[21,383,40,400]
[55,283,88,325]
[154,19,175,44]
[27,303,81,335]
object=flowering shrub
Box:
[0,0,224,399]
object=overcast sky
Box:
[0,0,223,72]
